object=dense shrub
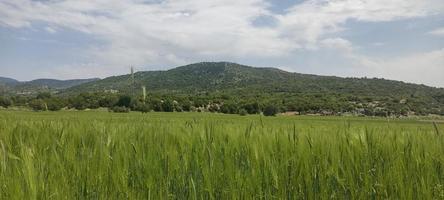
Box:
[181,101,192,112]
[11,95,29,106]
[29,99,47,111]
[116,95,132,108]
[220,103,238,114]
[161,100,174,112]
[239,109,248,116]
[69,93,100,110]
[0,96,12,108]
[46,98,64,111]
[135,104,151,113]
[36,92,51,99]
[263,105,279,116]
[110,106,130,113]
[151,99,163,112]
[208,104,219,112]
[99,95,119,107]
[242,102,261,114]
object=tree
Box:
[173,101,183,112]
[36,92,52,99]
[263,105,279,116]
[161,99,174,112]
[193,98,206,108]
[239,108,248,116]
[70,95,87,110]
[116,95,132,108]
[220,102,238,114]
[11,95,29,106]
[29,99,47,111]
[0,96,12,108]
[69,93,100,110]
[136,104,151,113]
[242,102,260,114]
[46,97,64,111]
[181,100,192,112]
[130,98,143,110]
[99,95,119,108]
[151,99,163,112]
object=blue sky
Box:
[0,0,443,87]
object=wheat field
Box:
[0,111,443,199]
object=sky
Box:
[0,0,443,87]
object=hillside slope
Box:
[19,78,100,89]
[67,62,443,97]
[1,78,100,94]
[63,62,444,115]
[0,77,20,86]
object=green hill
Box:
[18,78,100,90]
[0,77,20,86]
[0,78,100,95]
[67,62,443,96]
[63,62,444,115]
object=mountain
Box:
[64,62,444,115]
[1,77,100,94]
[0,77,20,86]
[67,62,443,97]
[21,78,100,89]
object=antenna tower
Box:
[130,66,135,96]
[142,86,146,103]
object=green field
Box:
[0,111,443,199]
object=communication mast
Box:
[142,86,146,103]
[130,66,135,96]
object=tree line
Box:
[0,92,281,116]
[0,91,443,117]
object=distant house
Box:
[16,91,32,95]
[281,111,300,116]
[104,89,119,94]
[320,110,333,116]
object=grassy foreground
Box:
[0,111,443,199]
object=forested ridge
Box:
[1,62,443,116]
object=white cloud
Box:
[0,0,443,86]
[45,26,57,34]
[346,49,444,87]
[277,0,444,47]
[428,27,444,36]
[50,62,128,80]
[320,38,353,53]
[0,0,294,68]
[1,0,442,61]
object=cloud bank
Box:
[0,0,443,86]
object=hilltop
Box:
[0,77,20,85]
[60,62,444,115]
[2,62,444,116]
[0,78,99,94]
[67,62,443,95]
